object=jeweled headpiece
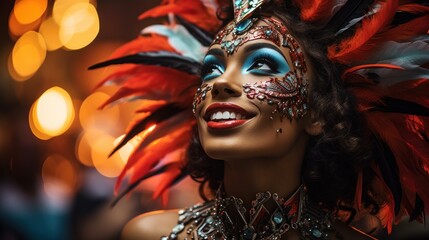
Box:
[233,0,270,23]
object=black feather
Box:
[391,12,421,27]
[329,0,375,35]
[110,163,187,207]
[176,15,213,47]
[109,104,185,157]
[88,51,202,75]
[372,97,429,116]
[374,138,402,215]
[409,194,424,222]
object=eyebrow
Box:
[205,48,225,58]
[242,42,286,57]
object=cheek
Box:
[197,111,305,161]
[243,71,308,120]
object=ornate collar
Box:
[162,186,336,240]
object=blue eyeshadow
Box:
[242,48,290,76]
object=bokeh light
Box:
[79,91,120,132]
[29,102,52,140]
[14,0,48,25]
[30,87,75,139]
[39,17,63,51]
[11,31,46,81]
[59,2,100,50]
[8,7,43,38]
[42,154,78,198]
[91,132,124,178]
[75,129,105,167]
[52,0,91,24]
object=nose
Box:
[211,78,242,99]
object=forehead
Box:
[208,16,306,71]
[209,16,297,56]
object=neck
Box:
[223,152,304,208]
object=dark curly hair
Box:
[185,1,379,218]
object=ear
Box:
[304,113,324,136]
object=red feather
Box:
[348,77,429,230]
[99,66,198,108]
[375,15,429,43]
[397,4,429,13]
[135,100,168,113]
[138,0,221,33]
[342,64,403,79]
[110,34,178,58]
[293,0,336,22]
[328,0,399,63]
[372,166,395,233]
[122,125,192,192]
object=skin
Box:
[122,19,377,240]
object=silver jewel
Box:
[162,186,336,240]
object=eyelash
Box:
[245,51,284,75]
[201,63,224,81]
[248,58,279,73]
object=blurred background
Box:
[0,1,428,240]
[0,1,201,240]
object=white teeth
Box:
[209,111,246,120]
[222,111,230,119]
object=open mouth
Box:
[204,103,255,129]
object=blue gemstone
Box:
[235,19,253,34]
[243,227,255,240]
[272,211,284,224]
[265,30,272,35]
[311,229,322,238]
[234,0,242,7]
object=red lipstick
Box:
[204,103,255,130]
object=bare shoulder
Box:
[122,209,179,240]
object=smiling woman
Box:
[89,0,429,239]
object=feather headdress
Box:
[89,0,222,204]
[90,0,429,232]
[292,0,429,231]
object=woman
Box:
[90,0,429,239]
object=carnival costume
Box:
[89,0,429,239]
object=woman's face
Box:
[193,17,314,161]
